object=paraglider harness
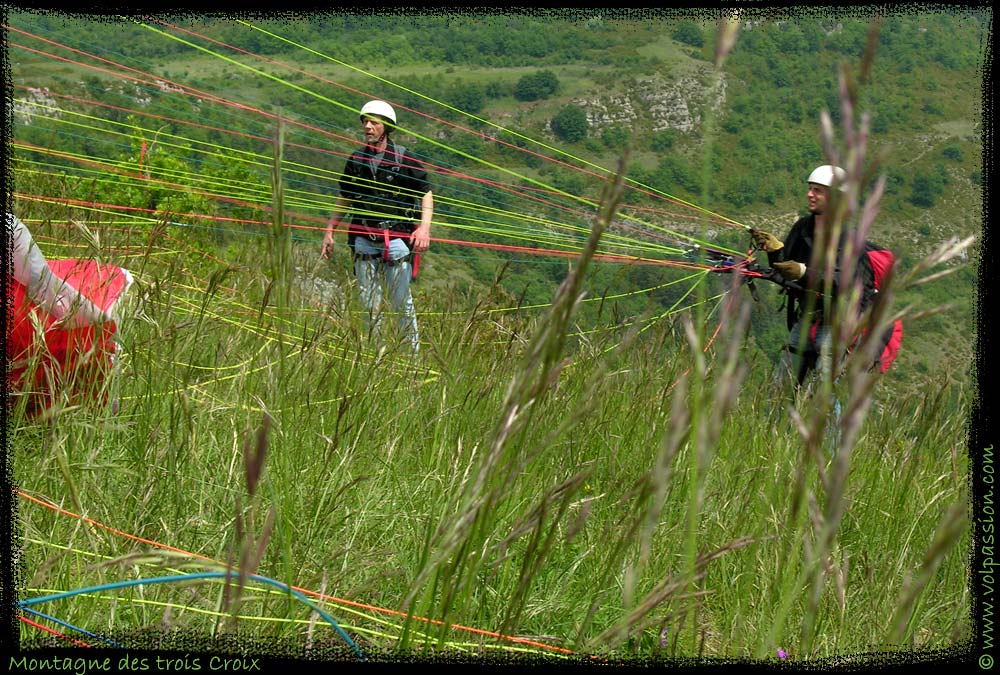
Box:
[347,142,422,280]
[704,238,903,375]
[350,219,421,282]
[350,215,417,261]
[350,213,421,282]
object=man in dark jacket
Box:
[321,100,433,354]
[750,164,849,387]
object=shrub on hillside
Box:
[550,105,589,143]
[673,20,704,48]
[513,70,560,102]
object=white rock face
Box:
[13,87,63,124]
[573,71,727,135]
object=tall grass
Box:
[11,19,973,665]
[10,182,971,663]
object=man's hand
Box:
[49,297,113,330]
[772,260,807,281]
[409,223,430,253]
[750,228,784,253]
[321,231,335,260]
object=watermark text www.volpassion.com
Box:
[9,654,261,674]
[981,444,997,669]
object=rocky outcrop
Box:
[12,87,62,124]
[573,71,727,134]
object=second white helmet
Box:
[359,100,397,125]
[807,164,846,188]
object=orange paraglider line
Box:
[18,614,93,648]
[15,489,577,656]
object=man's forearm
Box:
[326,213,343,236]
[326,197,350,235]
[420,191,434,230]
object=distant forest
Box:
[14,9,986,218]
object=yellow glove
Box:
[750,229,784,253]
[772,260,807,281]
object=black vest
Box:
[340,141,429,247]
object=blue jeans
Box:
[779,320,843,451]
[352,236,419,353]
[779,319,832,388]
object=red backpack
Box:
[856,242,903,373]
[804,241,903,373]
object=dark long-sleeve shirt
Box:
[339,140,430,232]
[769,214,876,328]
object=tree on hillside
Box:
[550,167,586,196]
[514,70,561,102]
[673,20,704,48]
[652,155,700,197]
[650,129,679,152]
[484,80,508,99]
[775,23,809,54]
[908,167,950,208]
[550,105,589,143]
[942,144,964,162]
[601,125,630,150]
[447,81,486,115]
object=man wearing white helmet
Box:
[749,164,847,386]
[321,99,433,354]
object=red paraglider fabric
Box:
[7,259,132,415]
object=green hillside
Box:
[5,8,984,663]
[8,9,985,395]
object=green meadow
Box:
[7,8,981,667]
[10,170,971,665]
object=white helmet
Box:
[359,100,397,125]
[807,164,846,188]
